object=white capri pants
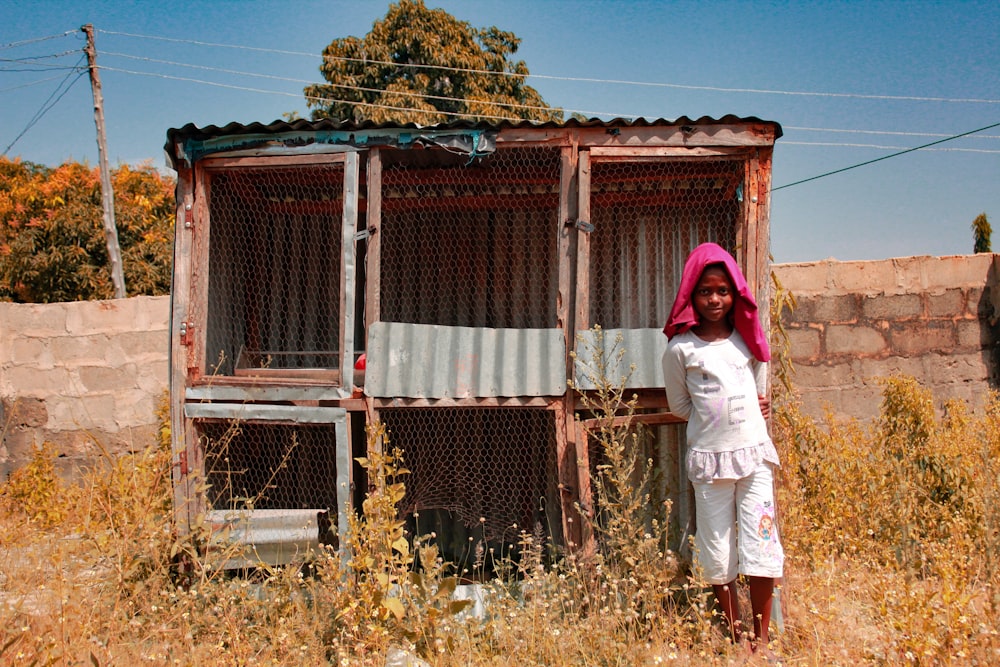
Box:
[692,462,784,584]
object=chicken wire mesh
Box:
[379,407,561,546]
[588,158,744,329]
[198,419,339,512]
[204,164,345,377]
[378,146,562,328]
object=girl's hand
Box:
[758,395,771,420]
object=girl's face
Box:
[692,265,734,325]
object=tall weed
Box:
[775,375,1000,664]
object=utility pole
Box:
[82,24,126,299]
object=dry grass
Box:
[3,376,1000,665]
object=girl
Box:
[661,242,784,655]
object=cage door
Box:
[200,152,361,393]
[573,150,746,389]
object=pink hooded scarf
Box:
[662,242,770,362]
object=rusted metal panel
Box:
[340,151,360,390]
[165,116,782,167]
[366,322,566,398]
[206,509,322,569]
[572,328,667,390]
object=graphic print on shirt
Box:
[727,393,747,425]
[723,361,756,427]
[696,361,726,428]
[755,501,782,565]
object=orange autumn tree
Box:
[0,157,175,302]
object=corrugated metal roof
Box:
[164,115,782,167]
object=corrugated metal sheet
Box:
[185,385,347,402]
[184,402,346,424]
[366,321,566,398]
[165,115,783,167]
[573,328,667,390]
[207,509,320,569]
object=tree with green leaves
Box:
[304,0,562,124]
[972,212,992,254]
[0,157,174,303]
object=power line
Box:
[773,121,1000,191]
[0,73,75,94]
[0,64,81,73]
[781,140,1000,154]
[97,59,1000,154]
[0,49,83,63]
[98,66,526,122]
[100,53,565,117]
[5,27,997,191]
[98,28,1000,106]
[0,45,85,75]
[96,53,1000,142]
[2,57,87,157]
[785,125,1000,140]
[0,31,77,51]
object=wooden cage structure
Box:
[165,116,781,567]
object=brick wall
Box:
[2,255,997,477]
[0,296,170,479]
[773,254,1000,421]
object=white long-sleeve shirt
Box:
[662,329,779,482]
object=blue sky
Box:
[1,0,997,263]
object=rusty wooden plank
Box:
[553,403,582,551]
[589,146,750,158]
[754,148,774,346]
[170,160,197,532]
[598,124,780,147]
[745,154,761,298]
[572,414,595,555]
[380,193,558,213]
[496,123,780,149]
[570,150,593,553]
[201,153,350,168]
[558,144,583,553]
[575,150,593,333]
[577,411,686,431]
[190,162,211,381]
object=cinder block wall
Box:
[2,255,998,477]
[773,254,1000,422]
[0,295,170,479]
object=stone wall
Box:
[772,254,1000,422]
[2,254,998,477]
[0,295,170,479]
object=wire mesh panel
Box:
[198,419,339,512]
[380,407,560,545]
[588,158,744,329]
[378,146,562,328]
[205,165,345,377]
